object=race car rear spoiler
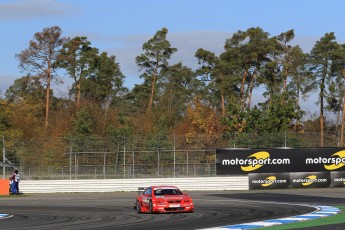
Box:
[138,187,146,195]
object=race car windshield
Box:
[154,189,183,195]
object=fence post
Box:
[186,151,189,177]
[123,140,126,179]
[173,133,176,178]
[115,142,119,176]
[75,153,77,179]
[2,136,5,179]
[132,151,134,179]
[233,132,236,148]
[69,147,72,180]
[103,152,106,179]
[157,149,160,177]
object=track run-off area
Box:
[1,188,345,230]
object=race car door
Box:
[142,187,152,208]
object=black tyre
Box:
[149,200,153,213]
[136,201,141,213]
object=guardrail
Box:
[20,176,249,193]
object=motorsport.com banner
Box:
[249,171,345,189]
[216,147,345,175]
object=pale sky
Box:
[1,0,345,113]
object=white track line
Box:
[200,205,340,230]
[0,214,13,219]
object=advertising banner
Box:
[216,148,345,175]
[290,172,330,188]
[331,171,345,188]
[249,173,289,190]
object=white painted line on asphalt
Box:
[0,214,13,219]
[199,205,340,230]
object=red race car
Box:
[135,185,194,213]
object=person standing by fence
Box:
[9,169,19,194]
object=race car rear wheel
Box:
[149,200,153,213]
[136,201,141,213]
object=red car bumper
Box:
[152,203,194,213]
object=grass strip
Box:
[262,205,345,230]
[0,194,27,198]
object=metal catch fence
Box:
[1,131,341,180]
[17,150,215,180]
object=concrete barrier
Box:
[20,176,249,193]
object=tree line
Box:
[1,25,345,154]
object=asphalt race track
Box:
[1,188,345,230]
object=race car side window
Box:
[144,187,152,196]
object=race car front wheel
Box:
[149,200,153,213]
[136,202,141,213]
